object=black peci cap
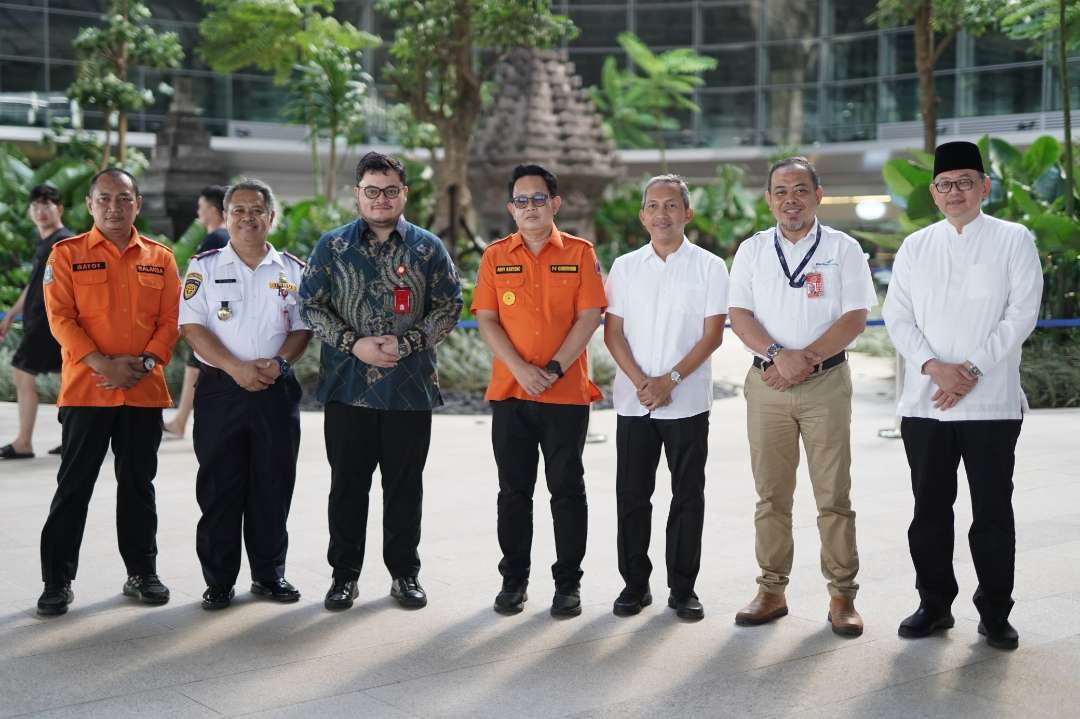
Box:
[933,141,985,177]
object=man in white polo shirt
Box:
[883,141,1042,651]
[728,156,877,636]
[604,174,729,621]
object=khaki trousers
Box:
[744,362,859,598]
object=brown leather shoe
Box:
[734,590,788,626]
[828,595,864,637]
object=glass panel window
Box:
[881,75,955,122]
[766,0,818,41]
[826,82,876,141]
[1048,60,1080,111]
[143,71,228,120]
[764,86,818,144]
[701,4,758,45]
[50,2,107,12]
[963,66,1043,117]
[636,4,693,48]
[569,51,610,89]
[766,41,819,85]
[232,75,288,122]
[568,7,626,48]
[703,47,757,88]
[144,1,205,24]
[0,8,46,59]
[972,33,1038,67]
[49,12,103,62]
[700,89,758,145]
[883,31,956,76]
[831,0,879,35]
[831,36,877,80]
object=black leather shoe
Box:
[390,576,427,608]
[202,585,235,610]
[613,586,652,616]
[324,578,358,610]
[494,579,528,615]
[122,574,170,605]
[898,605,955,638]
[668,591,704,621]
[251,578,301,603]
[551,586,582,618]
[978,620,1019,650]
[37,582,74,616]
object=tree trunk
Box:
[1060,0,1075,217]
[100,124,112,170]
[117,2,128,165]
[117,111,128,165]
[325,124,338,203]
[914,5,937,154]
[433,129,473,261]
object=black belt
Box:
[195,361,229,380]
[753,351,846,374]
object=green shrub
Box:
[1021,328,1080,409]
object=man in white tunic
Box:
[883,141,1042,650]
[604,175,729,621]
[728,157,877,636]
[180,179,312,611]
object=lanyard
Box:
[773,223,822,288]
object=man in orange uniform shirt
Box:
[37,168,180,616]
[472,164,606,618]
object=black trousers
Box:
[325,403,431,580]
[492,398,589,589]
[901,417,1022,625]
[40,405,163,583]
[616,411,709,598]
[193,369,301,588]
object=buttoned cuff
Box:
[913,349,936,374]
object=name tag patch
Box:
[496,265,523,274]
[550,264,578,273]
[214,278,237,284]
[72,261,106,272]
[136,264,164,275]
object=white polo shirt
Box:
[605,238,730,419]
[179,242,308,366]
[882,213,1042,420]
[728,219,877,355]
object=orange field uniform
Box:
[43,226,180,408]
[471,225,607,405]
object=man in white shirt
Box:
[180,179,312,611]
[728,157,877,636]
[604,175,729,621]
[882,141,1042,651]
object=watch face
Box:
[143,357,156,370]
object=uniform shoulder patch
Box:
[282,251,306,268]
[183,272,203,301]
[193,248,222,260]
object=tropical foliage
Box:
[68,0,184,167]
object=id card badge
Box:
[805,272,824,298]
[393,286,411,314]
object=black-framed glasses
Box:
[933,177,977,194]
[511,193,549,209]
[358,185,403,199]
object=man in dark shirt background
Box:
[0,184,73,459]
[164,185,229,439]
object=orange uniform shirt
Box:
[43,226,180,408]
[471,225,607,405]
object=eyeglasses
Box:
[228,206,269,218]
[511,193,549,209]
[358,185,403,199]
[933,177,978,194]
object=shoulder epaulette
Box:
[52,232,87,248]
[283,251,306,268]
[143,236,175,252]
[193,248,222,260]
[562,232,595,247]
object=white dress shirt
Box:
[179,242,308,366]
[882,213,1042,420]
[728,219,877,355]
[605,238,730,419]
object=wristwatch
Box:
[141,355,157,371]
[545,360,564,378]
[765,343,784,361]
[273,355,292,376]
[965,361,983,378]
[669,370,682,385]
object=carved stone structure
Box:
[469,48,620,241]
[141,78,226,240]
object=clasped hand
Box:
[637,375,674,411]
[352,335,400,368]
[229,358,281,392]
[924,360,978,410]
[763,349,822,391]
[93,355,148,390]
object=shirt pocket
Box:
[136,272,165,319]
[548,272,580,315]
[72,269,110,316]
[495,274,525,312]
